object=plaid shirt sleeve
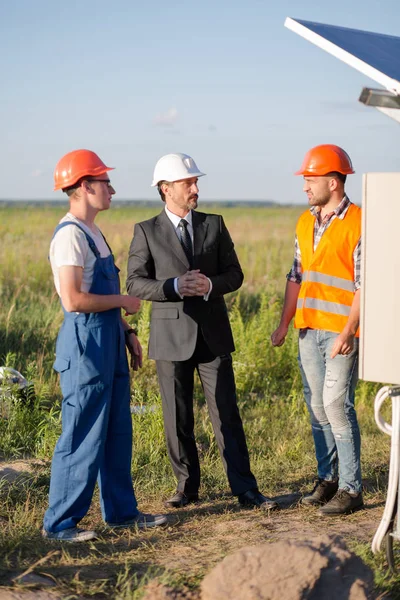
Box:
[286,234,302,284]
[353,238,361,290]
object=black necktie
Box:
[178,219,193,267]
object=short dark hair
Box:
[62,176,97,196]
[326,171,347,184]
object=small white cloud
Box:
[31,169,44,177]
[153,107,179,127]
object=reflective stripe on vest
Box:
[294,203,361,334]
[302,270,355,293]
[296,297,351,317]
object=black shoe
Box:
[164,491,199,508]
[318,489,364,516]
[238,489,279,511]
[301,479,339,506]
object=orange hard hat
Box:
[295,144,355,177]
[53,149,114,191]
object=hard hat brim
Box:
[151,171,206,187]
[294,168,355,176]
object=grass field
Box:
[0,203,398,598]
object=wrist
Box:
[119,295,127,308]
[125,327,138,338]
[342,323,358,337]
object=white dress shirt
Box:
[164,206,212,300]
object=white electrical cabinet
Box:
[359,172,400,384]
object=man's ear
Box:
[328,177,339,192]
[81,179,93,194]
[160,182,170,197]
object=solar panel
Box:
[285,18,400,94]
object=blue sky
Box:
[1,0,399,203]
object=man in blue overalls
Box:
[43,149,167,542]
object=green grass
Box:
[0,204,398,598]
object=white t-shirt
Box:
[49,213,111,296]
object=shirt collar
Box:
[310,195,351,221]
[165,205,193,228]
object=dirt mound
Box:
[0,460,42,486]
[142,581,199,600]
[201,534,374,600]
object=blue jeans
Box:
[298,328,362,494]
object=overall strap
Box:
[98,230,113,256]
[52,221,101,258]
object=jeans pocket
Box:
[299,328,308,340]
[348,337,359,357]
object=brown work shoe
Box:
[301,479,339,506]
[318,489,364,516]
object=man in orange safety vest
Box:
[271,144,363,516]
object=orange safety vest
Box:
[294,203,361,335]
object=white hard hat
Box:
[151,153,206,187]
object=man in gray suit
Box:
[126,153,278,510]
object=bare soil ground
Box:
[0,461,44,485]
[0,459,392,599]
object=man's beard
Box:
[308,193,330,207]
[188,196,198,209]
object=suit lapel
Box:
[193,211,208,260]
[156,210,190,268]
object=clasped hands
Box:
[178,269,210,297]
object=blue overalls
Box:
[43,222,138,533]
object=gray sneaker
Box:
[42,527,98,542]
[106,512,168,529]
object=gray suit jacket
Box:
[126,209,243,361]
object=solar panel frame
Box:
[285,17,400,95]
